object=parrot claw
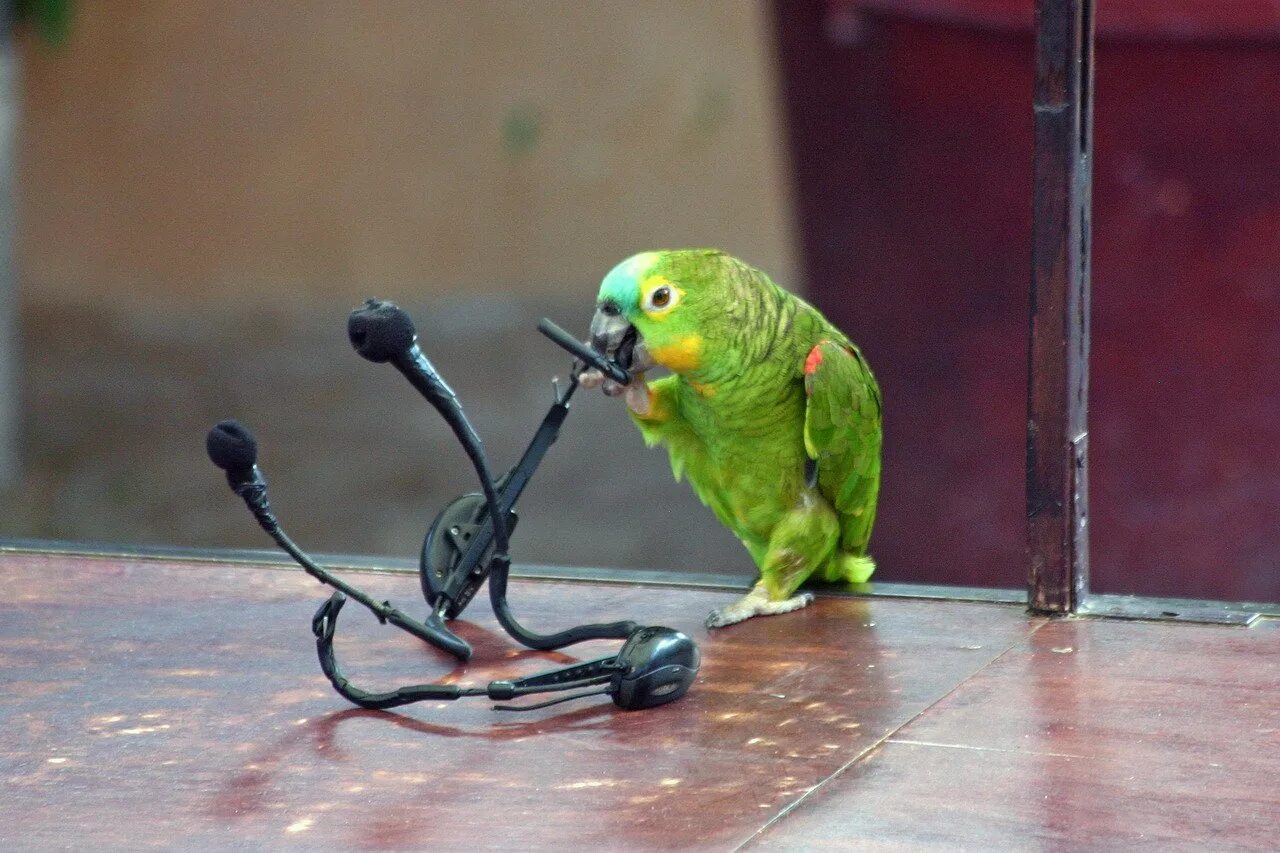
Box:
[580,366,650,413]
[704,588,814,628]
[579,367,625,397]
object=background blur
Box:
[1,0,1277,602]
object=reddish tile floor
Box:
[751,619,1280,849]
[1,553,1275,850]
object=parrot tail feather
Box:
[824,553,876,584]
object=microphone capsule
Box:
[348,299,417,363]
[206,419,258,474]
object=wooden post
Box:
[1027,0,1094,613]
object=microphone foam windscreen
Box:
[348,299,417,363]
[206,419,258,472]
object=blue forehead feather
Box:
[598,252,659,310]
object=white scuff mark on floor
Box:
[285,818,314,834]
[555,779,621,790]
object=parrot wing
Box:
[803,340,882,554]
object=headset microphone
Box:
[206,300,700,714]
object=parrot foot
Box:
[705,585,814,629]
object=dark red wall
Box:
[774,0,1280,601]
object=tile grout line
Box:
[731,618,1052,851]
[885,738,1086,759]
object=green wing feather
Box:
[631,375,740,537]
[803,341,882,556]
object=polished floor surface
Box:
[2,553,1276,850]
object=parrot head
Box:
[590,249,736,380]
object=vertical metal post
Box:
[1027,0,1094,613]
[0,34,18,490]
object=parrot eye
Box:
[647,286,673,311]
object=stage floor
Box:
[2,552,1276,849]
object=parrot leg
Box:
[705,493,837,629]
[705,583,814,628]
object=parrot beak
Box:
[589,300,631,363]
[589,301,654,375]
[587,301,655,401]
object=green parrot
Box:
[581,249,882,627]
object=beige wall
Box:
[18,1,798,309]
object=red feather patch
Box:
[804,343,827,376]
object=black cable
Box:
[493,688,613,712]
[502,673,617,697]
[312,593,621,712]
[233,471,472,661]
[487,556,638,650]
[311,593,486,710]
[396,344,512,561]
